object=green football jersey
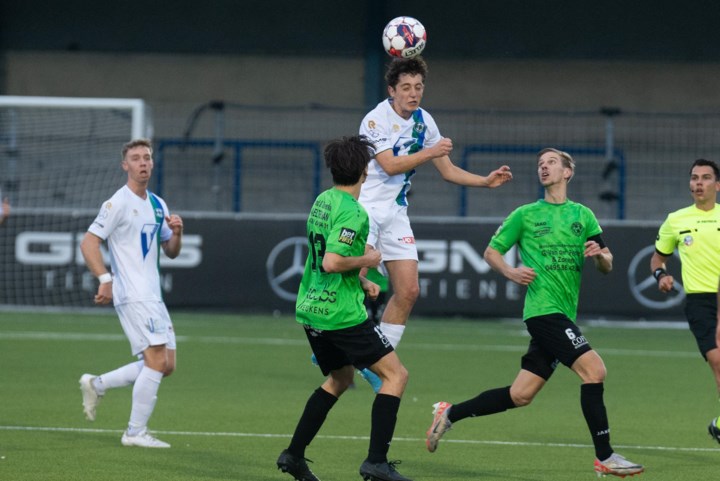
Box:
[489,199,602,322]
[296,188,370,330]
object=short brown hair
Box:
[385,56,428,88]
[122,138,153,160]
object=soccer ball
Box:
[382,16,427,58]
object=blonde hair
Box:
[538,147,575,183]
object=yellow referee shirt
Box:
[655,204,720,293]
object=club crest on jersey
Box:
[413,122,426,134]
[683,235,693,246]
[571,221,583,236]
[338,227,357,246]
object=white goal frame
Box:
[0,95,152,140]
[0,96,154,309]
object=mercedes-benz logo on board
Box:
[627,245,684,310]
[266,237,307,302]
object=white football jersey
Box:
[359,99,442,208]
[88,185,173,305]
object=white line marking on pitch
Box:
[0,331,698,358]
[0,425,716,453]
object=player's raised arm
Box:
[432,156,512,188]
[374,138,453,176]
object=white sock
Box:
[380,322,406,349]
[127,366,163,435]
[93,360,144,395]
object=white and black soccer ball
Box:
[382,16,427,58]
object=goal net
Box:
[0,96,152,308]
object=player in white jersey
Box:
[358,57,512,358]
[78,138,184,448]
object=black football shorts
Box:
[304,319,394,376]
[684,293,718,360]
[521,313,593,380]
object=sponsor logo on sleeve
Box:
[367,120,381,139]
[338,227,357,246]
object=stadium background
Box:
[1,0,720,317]
[2,7,718,479]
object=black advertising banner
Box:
[0,214,684,319]
[409,220,684,319]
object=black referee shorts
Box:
[521,313,593,380]
[684,293,719,360]
[303,319,394,376]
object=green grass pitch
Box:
[0,310,718,480]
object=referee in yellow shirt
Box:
[651,158,720,444]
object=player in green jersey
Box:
[425,148,644,478]
[650,158,720,444]
[277,135,413,481]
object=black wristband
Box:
[653,267,668,282]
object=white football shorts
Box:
[115,301,177,356]
[365,204,418,262]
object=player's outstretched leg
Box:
[425,401,452,453]
[593,453,644,478]
[709,417,720,444]
[359,459,412,481]
[277,449,321,481]
[79,374,103,421]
